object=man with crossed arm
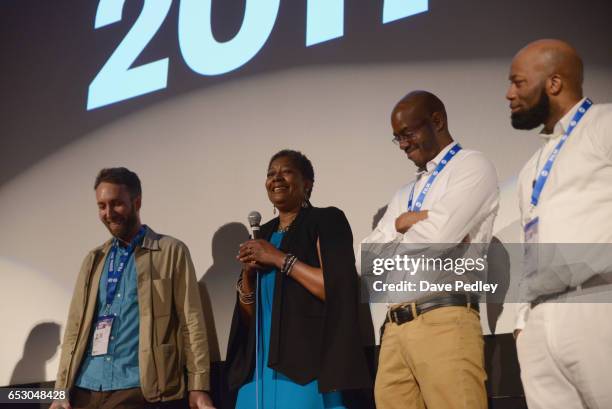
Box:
[362,91,498,409]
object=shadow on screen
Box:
[10,322,60,386]
[371,205,388,231]
[199,222,250,407]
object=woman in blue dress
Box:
[225,150,373,409]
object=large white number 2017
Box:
[87,0,428,110]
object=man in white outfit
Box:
[508,39,612,409]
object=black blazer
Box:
[225,206,373,393]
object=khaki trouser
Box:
[375,306,487,409]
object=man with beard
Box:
[362,91,499,409]
[51,168,215,409]
[508,39,612,409]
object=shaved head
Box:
[507,39,584,132]
[394,90,448,126]
[514,39,583,94]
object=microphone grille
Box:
[248,211,262,227]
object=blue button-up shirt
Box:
[75,236,142,391]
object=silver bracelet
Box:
[281,254,298,276]
[236,275,255,304]
[286,256,298,276]
[280,253,293,273]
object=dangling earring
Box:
[301,200,308,208]
[273,205,277,215]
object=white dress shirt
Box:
[515,98,612,330]
[362,141,499,246]
[360,142,499,303]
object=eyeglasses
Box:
[391,120,427,145]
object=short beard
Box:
[119,211,139,242]
[106,206,139,242]
[511,89,550,130]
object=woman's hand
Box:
[238,239,285,269]
[241,260,260,278]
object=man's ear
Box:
[547,74,563,96]
[431,111,446,132]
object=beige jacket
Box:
[54,226,210,401]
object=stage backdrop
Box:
[2,0,611,385]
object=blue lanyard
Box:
[530,99,592,208]
[105,226,146,309]
[408,143,462,211]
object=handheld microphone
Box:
[248,211,262,239]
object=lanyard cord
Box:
[408,143,463,211]
[530,98,593,208]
